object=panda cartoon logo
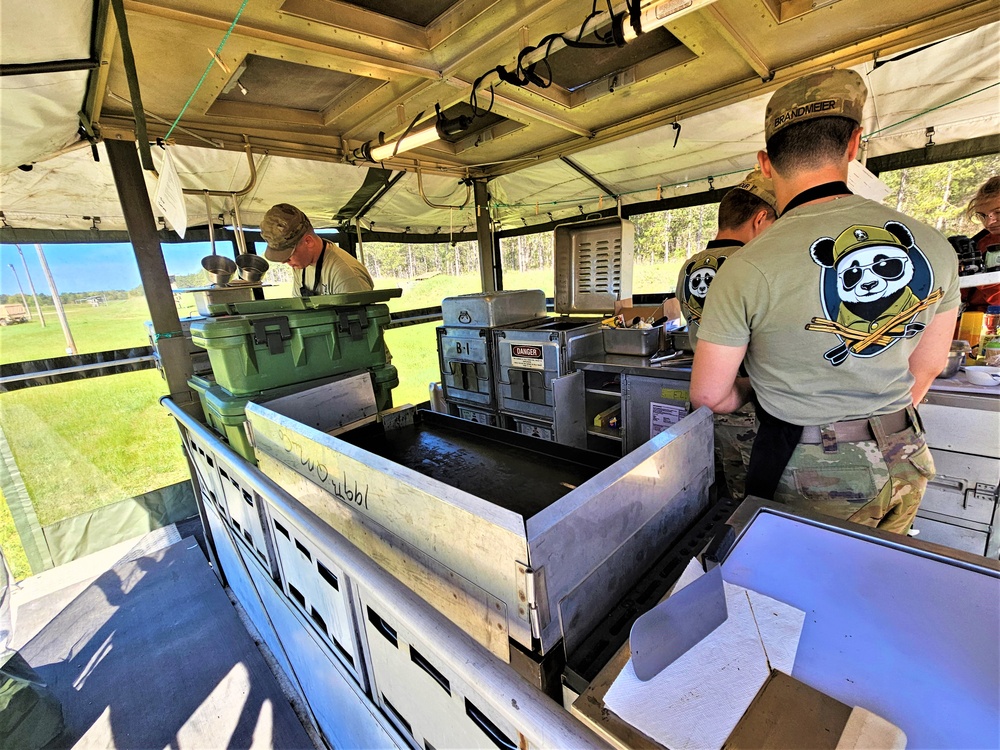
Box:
[805,221,943,366]
[682,253,728,321]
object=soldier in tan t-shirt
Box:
[261,203,374,297]
[675,169,777,499]
[691,69,960,534]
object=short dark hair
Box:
[765,116,857,175]
[718,189,775,231]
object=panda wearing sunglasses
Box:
[808,221,935,365]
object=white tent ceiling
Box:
[0,0,997,237]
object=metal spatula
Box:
[630,565,729,681]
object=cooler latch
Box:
[337,310,368,341]
[252,317,292,354]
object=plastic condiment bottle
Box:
[980,305,1000,366]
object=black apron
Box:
[744,181,852,499]
[299,244,327,297]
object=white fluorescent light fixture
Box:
[357,106,472,163]
[369,123,441,161]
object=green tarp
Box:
[40,481,197,567]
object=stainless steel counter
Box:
[929,370,1000,397]
[573,352,693,379]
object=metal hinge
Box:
[516,561,548,640]
[967,482,999,507]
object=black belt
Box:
[799,408,912,444]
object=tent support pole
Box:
[473,179,497,293]
[106,138,197,413]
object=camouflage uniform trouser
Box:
[714,404,757,500]
[773,425,935,534]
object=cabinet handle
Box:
[928,474,966,494]
[367,607,398,647]
[410,647,450,695]
[465,699,517,750]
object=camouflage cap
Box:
[765,69,867,142]
[831,224,900,265]
[733,169,777,212]
[260,203,312,262]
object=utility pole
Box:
[7,264,32,320]
[34,243,76,354]
[15,245,45,327]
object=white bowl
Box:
[965,366,1000,387]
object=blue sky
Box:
[0,241,261,296]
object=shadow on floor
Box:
[18,540,313,749]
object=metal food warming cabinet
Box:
[493,217,635,443]
[244,400,714,660]
[437,290,548,426]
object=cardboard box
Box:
[613,297,681,326]
[724,670,905,749]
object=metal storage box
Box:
[494,319,603,421]
[602,326,662,356]
[190,286,254,317]
[437,316,548,412]
[441,289,547,328]
[245,403,714,658]
[554,218,634,314]
[190,303,391,395]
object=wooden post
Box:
[34,244,77,354]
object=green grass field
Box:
[0,262,682,580]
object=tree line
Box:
[0,289,133,306]
[360,154,997,278]
[2,155,994,305]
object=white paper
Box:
[154,147,188,239]
[650,402,685,437]
[668,556,705,596]
[848,159,891,203]
[605,582,806,750]
[747,589,806,674]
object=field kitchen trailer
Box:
[1,0,998,747]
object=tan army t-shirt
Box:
[674,239,744,350]
[697,195,960,425]
[293,241,374,297]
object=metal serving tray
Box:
[603,326,662,356]
[245,402,714,659]
[441,289,547,328]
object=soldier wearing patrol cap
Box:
[675,169,777,499]
[691,68,960,534]
[260,203,374,297]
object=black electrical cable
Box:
[469,3,622,113]
[390,109,425,159]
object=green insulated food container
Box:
[202,384,256,463]
[190,304,391,395]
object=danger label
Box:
[511,344,544,370]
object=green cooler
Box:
[188,365,398,463]
[191,302,392,396]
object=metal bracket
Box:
[967,482,999,508]
[252,317,292,354]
